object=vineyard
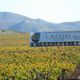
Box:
[0,33,80,80]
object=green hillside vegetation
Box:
[0,31,80,80]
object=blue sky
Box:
[0,0,80,23]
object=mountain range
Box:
[0,12,80,32]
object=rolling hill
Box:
[0,12,80,32]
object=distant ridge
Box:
[0,12,80,32]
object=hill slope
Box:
[0,12,80,32]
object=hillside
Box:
[0,12,80,32]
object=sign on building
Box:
[30,31,80,47]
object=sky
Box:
[0,0,80,23]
